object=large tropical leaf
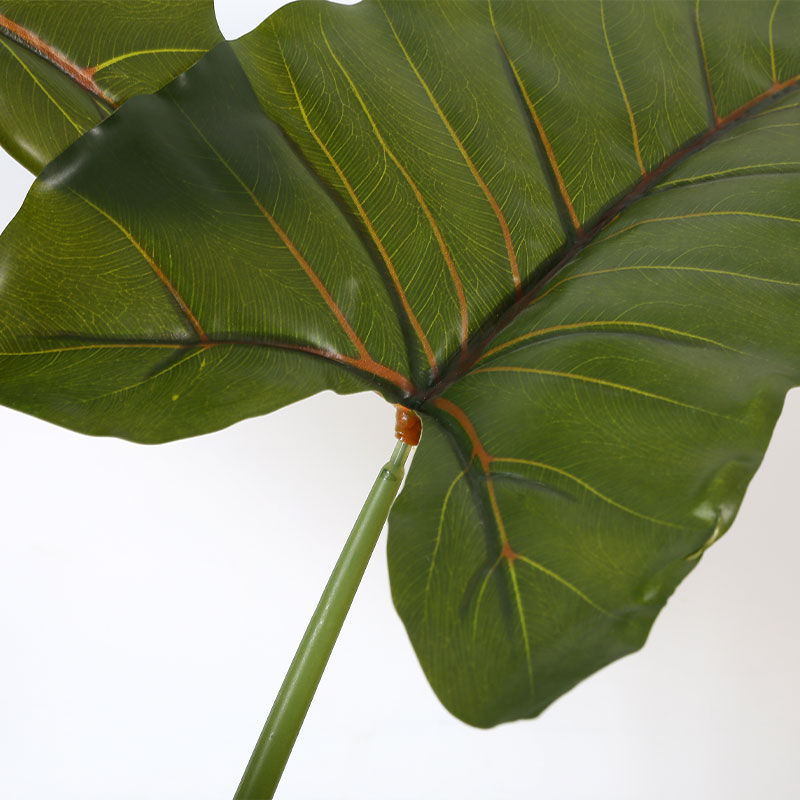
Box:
[0,0,223,172]
[0,0,799,727]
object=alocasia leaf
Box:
[0,0,223,172]
[0,0,798,727]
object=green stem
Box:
[233,439,412,800]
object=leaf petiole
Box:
[233,435,413,799]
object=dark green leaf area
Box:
[232,0,568,379]
[0,0,222,172]
[489,0,710,220]
[389,421,698,727]
[0,43,408,442]
[698,1,800,118]
[390,85,800,725]
[1,0,800,728]
[0,343,363,445]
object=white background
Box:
[1,2,799,797]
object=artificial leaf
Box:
[0,0,798,727]
[0,0,223,172]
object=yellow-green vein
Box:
[76,346,208,403]
[769,0,781,83]
[514,553,612,616]
[506,559,534,694]
[0,37,83,132]
[91,48,207,74]
[171,102,372,363]
[657,162,800,188]
[488,0,582,235]
[478,319,739,363]
[272,21,439,377]
[379,0,522,295]
[754,102,799,118]
[600,0,645,174]
[319,15,470,356]
[694,0,720,123]
[472,365,732,419]
[472,554,502,641]
[531,265,800,305]
[597,210,800,242]
[424,467,467,621]
[492,457,680,528]
[72,192,207,340]
[0,342,190,356]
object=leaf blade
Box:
[0,0,223,172]
[0,0,799,727]
[391,79,800,723]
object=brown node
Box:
[395,405,422,446]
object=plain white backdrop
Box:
[1,1,799,797]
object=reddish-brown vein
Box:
[247,196,414,391]
[252,196,370,359]
[430,398,512,565]
[432,395,529,682]
[79,187,416,394]
[428,70,800,401]
[432,396,493,472]
[615,74,800,207]
[433,396,677,526]
[0,14,117,107]
[75,193,207,341]
[171,104,413,390]
[274,27,439,380]
[380,3,522,298]
[714,74,800,128]
[320,19,470,360]
[488,5,582,236]
[437,385,653,524]
[223,338,414,394]
[426,401,514,569]
[4,338,414,395]
[432,396,615,682]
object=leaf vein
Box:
[379,0,521,297]
[472,365,731,419]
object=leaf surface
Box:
[0,0,223,172]
[0,0,799,726]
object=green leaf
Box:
[0,41,409,441]
[1,0,799,727]
[0,0,223,172]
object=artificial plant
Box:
[1,0,799,796]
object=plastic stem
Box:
[233,439,412,799]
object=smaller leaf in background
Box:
[0,0,223,172]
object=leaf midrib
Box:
[0,13,117,109]
[409,71,800,693]
[4,9,798,411]
[418,73,800,408]
[0,336,410,393]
